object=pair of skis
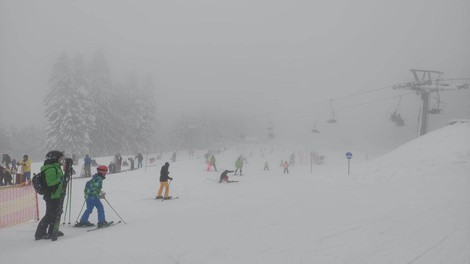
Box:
[156,196,179,201]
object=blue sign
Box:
[345,152,353,159]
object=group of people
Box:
[1,153,32,185]
[35,151,112,241]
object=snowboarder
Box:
[34,151,65,240]
[156,162,173,200]
[219,170,235,183]
[76,165,111,228]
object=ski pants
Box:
[235,167,242,175]
[35,196,61,238]
[80,198,106,223]
[157,181,170,198]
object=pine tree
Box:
[44,52,91,156]
[87,49,119,156]
[139,75,159,152]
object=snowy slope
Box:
[1,122,469,264]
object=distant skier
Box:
[136,153,144,169]
[264,161,269,171]
[156,162,173,200]
[219,170,235,183]
[234,156,243,176]
[128,157,135,170]
[283,161,289,174]
[83,154,92,177]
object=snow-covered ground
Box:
[1,122,469,264]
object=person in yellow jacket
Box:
[17,154,32,185]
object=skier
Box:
[264,161,269,171]
[83,154,92,177]
[210,155,217,171]
[35,150,65,240]
[136,153,144,169]
[219,170,235,183]
[76,165,111,228]
[234,156,243,176]
[283,161,289,174]
[128,157,135,170]
[156,162,173,199]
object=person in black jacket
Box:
[156,162,173,199]
[219,170,235,183]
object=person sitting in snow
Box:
[219,170,236,183]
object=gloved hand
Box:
[169,177,173,181]
[99,191,106,199]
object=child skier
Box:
[75,165,111,228]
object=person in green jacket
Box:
[35,150,65,240]
[76,165,110,228]
[234,155,243,176]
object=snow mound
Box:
[363,122,470,179]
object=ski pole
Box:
[62,178,73,225]
[74,199,86,224]
[67,175,73,224]
[103,197,127,224]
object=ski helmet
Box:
[23,154,28,160]
[97,165,108,172]
[165,162,170,167]
[45,151,64,162]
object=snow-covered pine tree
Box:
[116,72,143,153]
[0,127,13,154]
[139,75,159,152]
[45,52,91,156]
[87,49,120,156]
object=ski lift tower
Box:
[393,69,469,137]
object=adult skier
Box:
[34,151,65,240]
[234,156,243,176]
[156,162,173,199]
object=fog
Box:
[1,0,469,153]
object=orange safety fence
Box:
[0,185,39,228]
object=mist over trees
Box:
[0,48,255,161]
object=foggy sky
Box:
[1,0,469,150]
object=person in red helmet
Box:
[75,165,111,228]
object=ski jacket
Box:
[40,162,64,200]
[210,156,216,164]
[235,157,243,168]
[18,159,32,173]
[84,173,104,199]
[160,164,171,182]
[84,157,92,167]
[219,170,234,183]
